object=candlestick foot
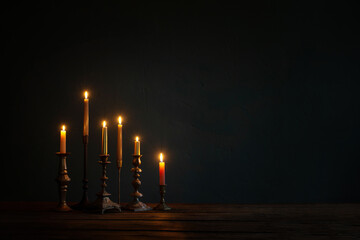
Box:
[154,202,171,211]
[124,201,152,212]
[56,202,72,212]
[88,196,121,214]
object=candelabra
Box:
[89,154,121,214]
[72,135,90,210]
[154,185,171,211]
[55,152,71,212]
[124,154,152,212]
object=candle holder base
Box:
[153,185,171,211]
[154,202,171,211]
[124,201,152,212]
[88,193,121,214]
[88,154,121,214]
[56,202,72,212]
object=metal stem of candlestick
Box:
[88,154,121,214]
[124,154,152,212]
[55,152,71,212]
[72,135,90,210]
[117,160,122,206]
[154,185,171,211]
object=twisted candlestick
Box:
[154,185,171,211]
[55,152,71,212]
[72,135,90,210]
[124,154,152,212]
[89,154,121,214]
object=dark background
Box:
[4,1,360,204]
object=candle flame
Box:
[118,116,122,125]
[160,153,163,162]
[62,125,66,131]
[136,136,139,141]
[84,91,88,99]
[103,121,107,128]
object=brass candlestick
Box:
[55,152,71,212]
[72,135,90,210]
[89,154,121,214]
[154,185,171,211]
[124,154,152,212]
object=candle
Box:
[60,125,66,153]
[159,153,165,185]
[134,136,140,155]
[101,121,108,154]
[117,116,122,167]
[83,91,89,136]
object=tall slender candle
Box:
[83,91,89,136]
[60,125,66,153]
[101,121,108,154]
[134,136,140,155]
[159,153,165,185]
[117,116,122,167]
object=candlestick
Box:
[88,154,121,214]
[55,152,71,212]
[124,154,152,212]
[72,135,90,210]
[117,116,123,206]
[60,125,66,153]
[73,92,90,210]
[154,185,171,211]
[101,121,108,154]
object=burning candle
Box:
[101,121,108,154]
[117,116,122,167]
[60,125,66,153]
[159,153,165,185]
[83,91,89,136]
[134,136,140,155]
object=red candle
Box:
[159,153,165,185]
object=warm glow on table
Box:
[159,153,165,185]
[60,125,66,153]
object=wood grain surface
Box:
[0,202,359,239]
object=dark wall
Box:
[5,1,360,203]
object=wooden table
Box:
[0,202,359,239]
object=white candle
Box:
[60,125,66,153]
